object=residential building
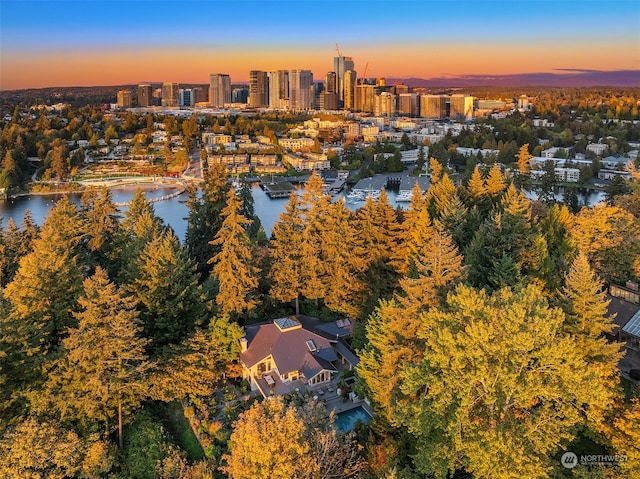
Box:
[240,316,357,398]
[542,146,574,158]
[283,152,330,171]
[209,73,231,108]
[249,70,269,107]
[137,84,152,107]
[161,82,179,107]
[606,282,640,380]
[599,169,632,181]
[289,69,313,110]
[279,137,315,150]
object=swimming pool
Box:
[334,406,372,432]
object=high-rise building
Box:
[325,71,337,93]
[249,70,269,107]
[209,74,231,108]
[232,87,249,104]
[391,83,409,95]
[449,94,474,121]
[420,94,447,119]
[179,89,195,107]
[268,70,289,109]
[289,69,313,110]
[374,92,396,117]
[152,88,163,106]
[312,81,323,110]
[137,84,152,107]
[320,92,338,110]
[334,55,355,104]
[192,87,206,104]
[343,70,357,110]
[354,84,376,113]
[398,93,419,117]
[117,90,132,108]
[162,82,179,107]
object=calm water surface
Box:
[0,183,606,243]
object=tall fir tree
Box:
[561,253,622,378]
[1,197,84,386]
[186,163,230,277]
[80,186,120,269]
[269,192,306,315]
[114,189,166,284]
[209,189,260,316]
[51,267,149,449]
[128,229,204,352]
[321,199,364,317]
[299,172,332,304]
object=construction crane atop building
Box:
[361,61,369,83]
[335,43,342,57]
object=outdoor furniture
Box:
[264,374,275,386]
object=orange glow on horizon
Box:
[1,40,638,90]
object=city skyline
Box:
[1,0,639,90]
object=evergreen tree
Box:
[465,184,545,290]
[514,143,532,189]
[354,191,402,313]
[186,163,230,277]
[561,253,622,371]
[484,162,507,199]
[465,166,486,205]
[210,189,260,316]
[426,172,456,220]
[399,216,464,313]
[80,186,120,268]
[52,267,149,448]
[299,172,332,304]
[570,203,640,284]
[269,192,306,315]
[322,199,364,317]
[128,229,203,352]
[149,315,243,403]
[114,189,166,284]
[1,197,84,385]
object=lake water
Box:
[0,183,606,242]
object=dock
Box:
[262,178,296,198]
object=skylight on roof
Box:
[274,316,302,331]
[623,309,640,338]
[306,339,318,352]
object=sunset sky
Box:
[1,0,639,90]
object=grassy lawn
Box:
[155,401,204,461]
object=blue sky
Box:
[1,0,639,88]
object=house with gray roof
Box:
[240,316,350,397]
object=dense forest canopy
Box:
[0,86,639,478]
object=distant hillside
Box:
[387,70,640,88]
